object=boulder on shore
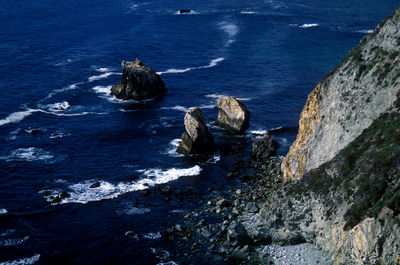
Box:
[111,58,166,101]
[214,97,250,133]
[177,108,215,155]
[251,132,279,160]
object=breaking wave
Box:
[41,165,202,204]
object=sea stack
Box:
[111,58,166,101]
[214,97,250,133]
[177,108,215,155]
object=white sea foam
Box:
[219,21,239,46]
[1,147,54,162]
[0,254,40,265]
[88,72,117,82]
[219,21,239,38]
[157,57,225,75]
[166,139,183,157]
[45,82,81,100]
[0,236,29,247]
[92,85,112,95]
[48,101,70,112]
[204,94,228,100]
[42,165,201,204]
[249,129,267,135]
[161,106,188,112]
[298,23,319,28]
[356,29,373,34]
[0,109,39,127]
[207,154,220,164]
[199,104,217,109]
[0,209,7,215]
[240,11,256,14]
[95,67,110,73]
[143,232,161,239]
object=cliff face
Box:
[282,6,400,181]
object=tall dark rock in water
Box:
[177,107,215,155]
[111,58,166,101]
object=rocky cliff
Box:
[282,6,400,181]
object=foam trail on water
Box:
[0,254,40,265]
[249,129,267,135]
[0,236,30,247]
[0,109,40,127]
[161,106,188,112]
[219,21,239,46]
[0,209,7,215]
[166,139,183,157]
[298,23,318,28]
[356,29,373,34]
[88,72,120,82]
[157,58,224,75]
[46,82,82,99]
[41,165,201,204]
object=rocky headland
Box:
[161,5,400,265]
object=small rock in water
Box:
[89,181,101,188]
[216,198,230,207]
[179,9,191,14]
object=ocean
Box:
[0,0,398,264]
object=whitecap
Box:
[157,57,224,75]
[297,23,319,28]
[42,165,201,204]
[0,254,40,265]
[1,147,54,162]
[240,11,256,14]
[0,209,7,215]
[0,236,30,247]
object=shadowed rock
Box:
[215,97,250,133]
[251,132,279,160]
[111,58,166,100]
[177,107,215,155]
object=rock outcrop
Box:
[282,7,400,181]
[111,58,166,101]
[177,107,215,155]
[214,97,250,133]
[251,132,279,161]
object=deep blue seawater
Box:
[0,0,398,264]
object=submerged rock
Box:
[214,97,250,133]
[111,58,166,100]
[251,132,279,160]
[177,107,215,155]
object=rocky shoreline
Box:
[159,155,332,265]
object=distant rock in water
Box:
[111,58,166,101]
[214,97,250,133]
[179,9,191,14]
[251,132,279,160]
[177,107,215,155]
